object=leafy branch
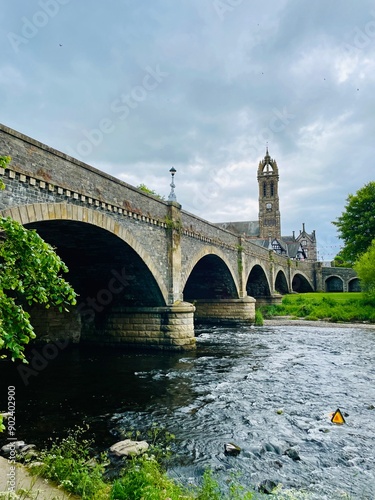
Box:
[0,156,77,362]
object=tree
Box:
[354,239,375,298]
[333,182,375,264]
[0,156,77,362]
[331,252,352,268]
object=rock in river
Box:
[109,439,149,458]
[224,442,241,456]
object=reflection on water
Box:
[1,324,375,498]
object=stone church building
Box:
[216,148,317,262]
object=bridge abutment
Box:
[254,294,283,308]
[82,302,196,350]
[193,296,256,325]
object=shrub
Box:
[34,426,109,499]
[254,309,264,326]
[196,469,222,500]
[110,456,187,500]
[321,296,336,307]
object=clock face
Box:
[266,203,272,210]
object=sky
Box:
[1,0,375,261]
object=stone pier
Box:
[193,296,256,324]
[81,301,196,350]
[254,294,283,308]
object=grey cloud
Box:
[1,0,375,260]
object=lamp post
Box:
[168,167,177,202]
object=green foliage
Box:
[333,181,375,264]
[197,470,256,500]
[269,485,311,499]
[164,215,182,235]
[0,415,4,433]
[254,308,264,326]
[137,183,165,200]
[263,292,375,323]
[196,469,222,500]
[331,253,352,268]
[0,215,77,362]
[111,456,187,500]
[125,423,176,465]
[237,258,243,275]
[354,239,375,299]
[27,424,322,500]
[34,426,109,499]
[0,155,10,190]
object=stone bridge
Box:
[321,267,360,293]
[0,124,331,350]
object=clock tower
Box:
[257,148,281,239]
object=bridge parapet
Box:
[0,123,170,222]
[181,211,238,249]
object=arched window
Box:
[270,181,274,196]
[263,182,267,197]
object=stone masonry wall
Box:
[82,303,196,350]
[322,267,359,292]
[28,305,81,344]
[0,169,170,290]
[194,297,256,324]
[0,124,169,219]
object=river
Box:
[1,322,375,498]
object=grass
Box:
[32,426,109,499]
[262,292,375,323]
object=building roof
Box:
[215,220,260,237]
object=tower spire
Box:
[257,149,281,239]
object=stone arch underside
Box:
[325,276,344,292]
[246,265,271,298]
[1,203,168,305]
[183,253,239,301]
[275,270,289,294]
[292,273,314,293]
[348,277,361,292]
[25,220,166,309]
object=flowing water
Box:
[1,323,375,498]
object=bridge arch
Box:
[182,247,240,300]
[292,272,314,293]
[325,275,344,292]
[246,264,271,298]
[275,269,289,294]
[0,203,168,305]
[348,277,361,292]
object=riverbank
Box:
[262,292,375,324]
[0,456,76,499]
[264,316,375,329]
